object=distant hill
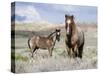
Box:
[11,21,97,31]
[11,21,63,31]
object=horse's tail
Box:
[28,38,31,50]
[82,31,85,45]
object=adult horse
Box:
[65,14,85,59]
[28,29,61,57]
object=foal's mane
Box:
[47,31,56,38]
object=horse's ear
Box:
[65,14,67,18]
[71,15,74,19]
[59,29,61,31]
[56,28,60,32]
[56,29,58,31]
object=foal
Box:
[28,29,61,57]
[65,14,85,59]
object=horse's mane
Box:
[47,31,56,38]
[71,21,77,35]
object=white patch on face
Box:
[67,19,71,25]
[67,25,69,34]
[66,19,71,35]
[57,32,60,35]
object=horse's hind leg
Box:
[74,45,78,57]
[78,44,84,59]
[31,47,37,57]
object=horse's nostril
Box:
[67,34,70,37]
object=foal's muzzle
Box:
[57,38,60,42]
[56,35,60,42]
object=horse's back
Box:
[29,36,38,48]
[30,35,53,49]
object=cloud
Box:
[51,5,77,13]
[51,4,96,14]
[14,4,41,23]
[11,2,97,24]
[51,4,97,23]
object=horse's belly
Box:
[38,43,48,49]
[77,29,84,47]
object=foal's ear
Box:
[65,14,67,18]
[56,29,58,31]
[56,28,60,31]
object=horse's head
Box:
[55,28,61,42]
[65,14,74,36]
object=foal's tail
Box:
[28,38,31,50]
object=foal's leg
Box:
[50,49,53,57]
[48,47,53,57]
[31,47,37,57]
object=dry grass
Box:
[11,23,97,73]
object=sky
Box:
[11,2,97,24]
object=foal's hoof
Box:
[31,55,33,58]
[50,55,52,57]
[31,54,33,58]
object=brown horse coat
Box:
[65,15,84,58]
[28,29,61,57]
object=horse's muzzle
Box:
[57,37,60,42]
[66,33,70,36]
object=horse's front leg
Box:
[69,48,75,63]
[68,48,73,58]
[74,45,78,57]
[67,48,70,57]
[69,47,77,58]
[48,47,53,57]
[71,45,78,58]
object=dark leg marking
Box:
[31,47,38,57]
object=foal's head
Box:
[55,28,61,42]
[65,14,74,36]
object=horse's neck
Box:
[48,31,57,46]
[72,22,77,36]
[67,22,77,41]
[48,31,56,39]
[52,35,57,46]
